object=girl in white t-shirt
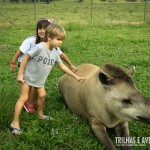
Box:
[10,18,79,113]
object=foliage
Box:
[0,1,150,150]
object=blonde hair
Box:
[45,24,66,41]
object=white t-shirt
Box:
[18,35,63,62]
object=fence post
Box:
[91,0,93,23]
[33,0,36,21]
[144,0,147,22]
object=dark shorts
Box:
[18,62,21,68]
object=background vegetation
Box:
[0,0,150,149]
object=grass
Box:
[0,0,150,149]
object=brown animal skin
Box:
[58,64,150,150]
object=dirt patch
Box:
[0,22,13,27]
[0,45,15,51]
[55,17,88,25]
[110,20,144,25]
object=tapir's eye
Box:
[122,99,132,105]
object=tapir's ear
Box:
[128,66,135,76]
[99,70,114,85]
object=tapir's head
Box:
[99,64,150,124]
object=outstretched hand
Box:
[75,76,86,81]
[69,64,79,72]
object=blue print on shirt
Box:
[37,56,54,65]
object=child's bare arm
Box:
[17,54,31,83]
[60,53,79,72]
[10,49,22,72]
[58,63,85,81]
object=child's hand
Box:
[75,76,86,81]
[69,64,79,72]
[10,63,16,72]
[17,74,25,83]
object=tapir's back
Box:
[58,64,100,117]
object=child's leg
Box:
[24,87,38,113]
[12,83,30,130]
[29,87,38,106]
[36,87,46,119]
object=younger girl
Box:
[10,18,78,113]
[9,23,85,135]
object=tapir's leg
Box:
[114,122,133,150]
[90,118,117,150]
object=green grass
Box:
[0,0,150,149]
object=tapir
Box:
[57,64,150,150]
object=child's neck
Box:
[44,42,53,50]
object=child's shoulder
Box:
[32,42,43,51]
[52,48,60,53]
[24,35,36,43]
[54,47,62,55]
[29,42,43,55]
[20,35,36,49]
[34,42,46,53]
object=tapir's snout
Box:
[136,116,150,124]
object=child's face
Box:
[48,37,63,48]
[38,27,45,39]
